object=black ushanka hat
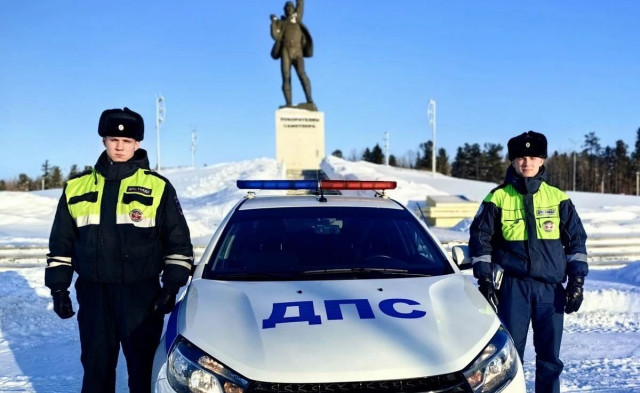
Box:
[507,130,547,160]
[98,107,144,141]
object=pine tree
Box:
[41,160,51,189]
[415,141,433,170]
[16,174,32,191]
[68,164,79,179]
[436,148,450,175]
[50,166,64,188]
[370,144,384,164]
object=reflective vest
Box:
[65,169,166,229]
[487,182,568,242]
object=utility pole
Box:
[191,127,198,168]
[156,95,165,171]
[569,138,578,192]
[427,99,436,176]
[384,131,390,166]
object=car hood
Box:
[177,274,499,383]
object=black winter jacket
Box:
[469,166,588,284]
[45,149,193,292]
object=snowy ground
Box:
[0,156,638,392]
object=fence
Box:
[3,234,640,267]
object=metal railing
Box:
[2,234,640,266]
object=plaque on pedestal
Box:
[275,108,325,170]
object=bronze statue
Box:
[270,0,316,110]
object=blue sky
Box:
[1,1,639,180]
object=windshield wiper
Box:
[301,268,431,277]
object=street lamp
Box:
[427,99,436,176]
[156,95,165,171]
[569,138,578,192]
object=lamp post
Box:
[569,138,578,192]
[191,127,198,168]
[427,99,436,176]
[156,95,165,171]
[384,131,390,166]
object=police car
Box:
[152,180,526,393]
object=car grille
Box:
[248,373,471,393]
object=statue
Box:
[270,0,316,110]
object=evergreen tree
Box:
[16,173,32,191]
[68,164,79,179]
[451,143,482,179]
[389,154,397,167]
[436,148,450,175]
[361,148,372,162]
[370,144,384,164]
[50,166,64,189]
[0,180,5,191]
[582,132,603,192]
[41,160,51,189]
[480,143,505,183]
[331,150,343,159]
[415,141,433,170]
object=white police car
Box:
[152,180,525,393]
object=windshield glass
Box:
[204,206,453,280]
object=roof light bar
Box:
[237,180,318,190]
[236,180,397,190]
[320,180,397,190]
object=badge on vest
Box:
[542,220,555,232]
[129,209,143,222]
[536,208,556,217]
[126,186,152,196]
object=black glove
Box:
[151,288,177,315]
[565,275,584,314]
[478,276,499,312]
[51,289,75,319]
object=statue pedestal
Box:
[275,108,325,170]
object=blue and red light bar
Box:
[237,180,397,190]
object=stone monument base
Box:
[275,107,325,171]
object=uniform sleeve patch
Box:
[126,186,152,195]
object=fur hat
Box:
[98,107,144,141]
[507,131,547,160]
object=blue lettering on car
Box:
[262,298,426,329]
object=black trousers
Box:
[75,278,164,393]
[498,276,565,393]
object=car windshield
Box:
[204,206,453,280]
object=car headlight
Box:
[167,336,250,393]
[462,326,519,393]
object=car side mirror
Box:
[451,245,472,270]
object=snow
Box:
[0,156,639,392]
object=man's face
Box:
[103,136,140,162]
[512,156,545,178]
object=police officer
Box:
[469,131,588,393]
[45,107,193,392]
